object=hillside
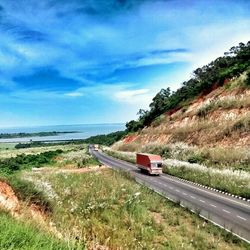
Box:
[116,73,249,148]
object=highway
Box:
[90,148,250,243]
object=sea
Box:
[0,123,125,143]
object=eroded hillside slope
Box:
[116,73,249,148]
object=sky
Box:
[0,0,249,127]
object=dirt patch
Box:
[151,211,164,224]
[59,165,107,174]
[32,165,107,174]
[29,203,49,221]
[123,134,138,144]
[0,181,20,215]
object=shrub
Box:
[0,150,63,176]
[141,144,171,158]
[197,102,215,118]
[187,153,206,164]
[151,115,166,127]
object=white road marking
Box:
[199,199,205,203]
[190,196,196,199]
[160,175,250,209]
[237,215,246,221]
[169,187,173,189]
[183,192,187,196]
[176,189,180,192]
[210,204,216,207]
[222,209,230,214]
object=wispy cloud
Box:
[114,88,151,103]
[1,0,249,86]
[64,91,84,97]
[0,0,249,126]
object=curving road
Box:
[90,148,250,243]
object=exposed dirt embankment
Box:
[118,84,250,148]
[0,181,20,215]
[0,181,47,218]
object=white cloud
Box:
[64,91,84,97]
[114,89,149,102]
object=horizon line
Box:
[0,122,126,130]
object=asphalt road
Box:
[90,148,250,243]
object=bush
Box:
[0,150,63,175]
[77,157,100,168]
[196,103,214,118]
[142,144,171,158]
[187,153,206,164]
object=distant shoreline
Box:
[0,123,125,143]
[0,131,77,139]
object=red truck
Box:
[136,153,163,175]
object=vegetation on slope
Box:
[126,42,250,132]
[0,150,63,176]
[0,210,72,250]
[105,148,250,198]
[81,130,127,146]
[0,149,64,212]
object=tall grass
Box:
[163,159,250,198]
[196,95,250,119]
[0,210,75,250]
[112,142,250,172]
[60,149,100,168]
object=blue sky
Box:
[0,0,249,127]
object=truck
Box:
[136,153,163,175]
[93,144,99,151]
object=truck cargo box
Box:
[136,153,162,175]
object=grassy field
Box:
[0,142,17,150]
[0,143,248,249]
[0,144,80,159]
[23,168,247,250]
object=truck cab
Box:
[136,153,163,175]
